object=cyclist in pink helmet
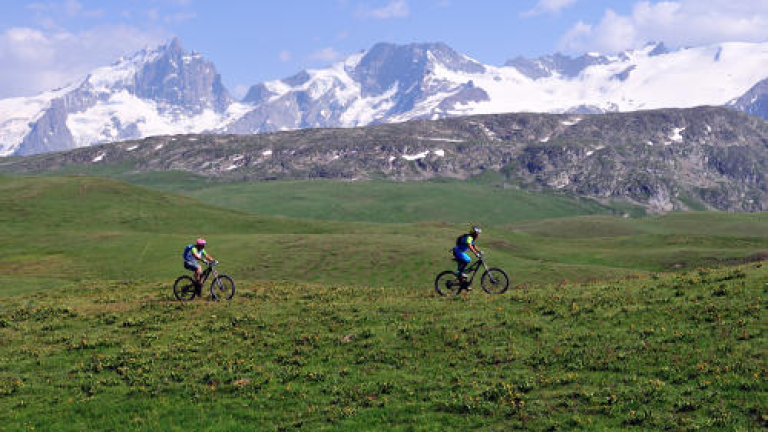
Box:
[183,238,216,292]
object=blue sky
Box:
[1,0,767,99]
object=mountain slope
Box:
[730,77,768,120]
[3,107,767,213]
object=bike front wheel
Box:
[481,268,509,294]
[435,271,463,296]
[174,275,198,301]
[210,275,235,301]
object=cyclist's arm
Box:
[468,238,481,256]
[202,250,215,263]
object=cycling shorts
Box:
[184,261,200,272]
[453,248,471,265]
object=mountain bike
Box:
[434,253,509,296]
[173,261,235,301]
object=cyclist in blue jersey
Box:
[453,226,482,286]
[183,238,216,290]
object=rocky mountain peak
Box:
[132,38,232,113]
[10,38,240,156]
[351,42,485,97]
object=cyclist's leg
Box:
[184,262,202,284]
[454,250,471,277]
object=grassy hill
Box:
[3,168,637,223]
[0,175,766,430]
[2,175,767,293]
[120,171,626,224]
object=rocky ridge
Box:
[3,106,767,213]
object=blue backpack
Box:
[183,244,195,260]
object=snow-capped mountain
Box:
[2,39,768,156]
[0,38,249,156]
[224,42,489,134]
[232,40,768,133]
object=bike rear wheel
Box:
[174,275,198,301]
[435,271,463,296]
[481,268,509,294]
[210,275,235,301]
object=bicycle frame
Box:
[462,257,490,287]
[198,263,218,284]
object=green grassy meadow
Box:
[0,174,766,431]
[14,166,638,223]
[160,176,619,225]
[1,265,765,431]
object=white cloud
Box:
[524,0,578,17]
[278,50,291,62]
[0,25,166,98]
[308,47,341,63]
[360,0,410,19]
[560,0,768,53]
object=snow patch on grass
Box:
[417,136,464,143]
[561,118,582,126]
[402,151,429,161]
[669,127,686,144]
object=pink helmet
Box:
[196,238,207,246]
